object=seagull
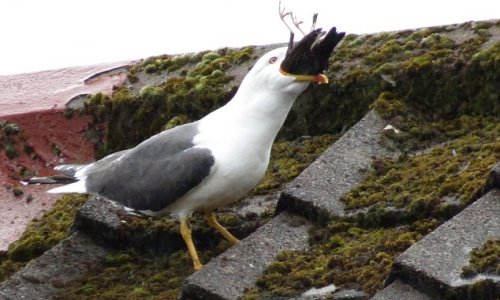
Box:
[44,27,345,270]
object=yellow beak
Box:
[279,68,329,84]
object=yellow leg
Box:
[180,218,203,270]
[204,212,240,246]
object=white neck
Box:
[198,82,306,152]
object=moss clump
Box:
[139,53,192,75]
[231,46,254,64]
[1,122,20,135]
[362,131,497,208]
[0,194,88,282]
[346,113,498,226]
[420,33,456,50]
[371,92,406,119]
[0,121,41,177]
[0,120,22,159]
[162,114,190,130]
[462,239,500,278]
[12,187,23,197]
[252,135,337,195]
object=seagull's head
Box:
[242,27,345,95]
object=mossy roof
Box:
[0,19,499,299]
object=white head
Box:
[238,27,345,98]
[238,47,310,96]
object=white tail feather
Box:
[47,180,87,194]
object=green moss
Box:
[140,54,187,75]
[421,33,456,50]
[138,85,164,99]
[4,143,17,158]
[202,51,221,62]
[343,116,499,224]
[472,42,500,63]
[12,187,23,197]
[0,194,88,282]
[2,123,20,135]
[232,46,254,63]
[163,114,190,130]
[371,92,406,119]
[364,39,405,65]
[0,120,23,159]
[462,239,500,278]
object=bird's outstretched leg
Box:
[204,212,240,246]
[180,218,203,270]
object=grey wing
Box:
[81,123,215,211]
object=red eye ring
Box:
[269,56,278,64]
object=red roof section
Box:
[0,61,133,252]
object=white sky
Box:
[0,0,498,76]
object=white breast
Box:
[162,107,271,219]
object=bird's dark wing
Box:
[83,122,215,211]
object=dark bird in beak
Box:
[280,27,345,84]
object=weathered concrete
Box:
[0,232,108,299]
[278,110,396,222]
[73,195,129,247]
[485,161,500,190]
[181,212,311,300]
[372,280,431,300]
[387,189,500,298]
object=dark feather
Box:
[83,122,215,211]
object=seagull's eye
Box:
[269,56,278,64]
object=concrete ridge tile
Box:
[181,212,311,300]
[278,109,396,222]
[387,189,500,298]
[0,232,108,299]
